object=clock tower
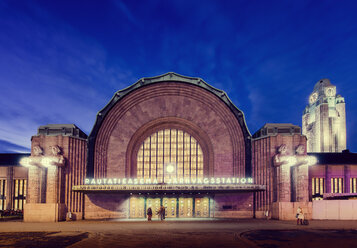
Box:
[302,79,346,152]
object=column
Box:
[278,164,291,202]
[46,166,59,203]
[27,166,42,203]
[295,164,309,202]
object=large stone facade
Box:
[23,125,87,222]
[84,73,254,220]
[252,123,315,220]
[302,79,346,152]
[1,73,356,222]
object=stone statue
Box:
[48,145,65,167]
[295,145,305,155]
[295,144,317,166]
[33,146,43,156]
[273,144,297,167]
[28,145,44,167]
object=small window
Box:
[331,178,344,193]
[350,178,357,193]
[312,177,325,200]
[0,179,6,210]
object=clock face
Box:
[325,87,335,97]
[309,93,318,104]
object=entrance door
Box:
[179,198,193,218]
[146,197,161,218]
[194,197,210,218]
[162,197,177,218]
[129,197,145,218]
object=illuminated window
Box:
[0,179,6,211]
[312,177,324,200]
[137,129,204,183]
[350,178,357,193]
[330,178,344,193]
[13,179,26,210]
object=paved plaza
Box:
[0,219,357,247]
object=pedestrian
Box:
[265,209,269,220]
[296,207,303,225]
[158,206,165,220]
[157,207,162,220]
[147,207,152,221]
[162,206,165,220]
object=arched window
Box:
[137,129,203,183]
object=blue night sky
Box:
[0,0,357,153]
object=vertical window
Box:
[137,129,203,183]
[350,178,357,193]
[0,179,6,211]
[13,179,26,210]
[312,177,324,200]
[330,178,344,193]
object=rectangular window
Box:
[312,177,324,200]
[13,179,27,210]
[0,179,6,211]
[177,130,184,179]
[330,178,344,193]
[137,144,144,179]
[350,178,357,193]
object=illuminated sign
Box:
[73,184,266,192]
[84,177,253,185]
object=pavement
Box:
[0,219,357,247]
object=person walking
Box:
[157,206,162,220]
[162,206,166,220]
[158,206,165,221]
[147,207,152,221]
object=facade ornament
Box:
[20,145,44,167]
[20,145,65,168]
[42,145,65,167]
[295,144,305,156]
[33,146,43,156]
[273,144,297,167]
[295,144,317,166]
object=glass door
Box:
[129,196,145,218]
[194,197,209,218]
[146,197,161,218]
[179,197,193,218]
[162,197,177,218]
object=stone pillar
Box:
[273,144,294,202]
[278,164,291,202]
[46,166,59,203]
[345,165,350,193]
[325,165,331,193]
[295,164,309,202]
[5,167,13,210]
[27,166,42,203]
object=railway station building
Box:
[0,73,356,221]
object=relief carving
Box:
[20,145,65,168]
[44,145,66,167]
[295,144,317,166]
[273,144,296,167]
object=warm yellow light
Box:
[20,157,30,167]
[307,156,318,166]
[166,163,175,174]
[284,156,297,167]
[41,157,53,167]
